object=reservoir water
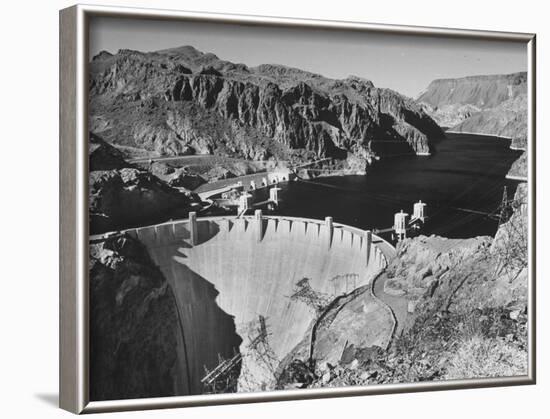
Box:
[275,133,523,239]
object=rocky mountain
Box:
[418,72,526,110]
[417,72,527,141]
[89,46,444,167]
[450,93,527,140]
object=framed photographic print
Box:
[59,4,536,414]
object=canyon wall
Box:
[89,46,444,166]
[89,234,189,400]
[418,72,526,110]
[418,72,527,139]
[418,72,528,179]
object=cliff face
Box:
[89,132,132,171]
[89,234,188,400]
[507,152,527,179]
[89,46,443,165]
[451,94,527,140]
[419,103,481,129]
[418,72,526,110]
[385,233,526,313]
[417,72,527,142]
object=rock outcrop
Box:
[89,132,132,171]
[384,232,526,312]
[89,234,187,400]
[507,152,527,179]
[419,103,481,129]
[89,167,199,234]
[89,46,444,167]
[148,162,207,189]
[451,94,527,140]
[88,132,201,234]
[418,72,526,110]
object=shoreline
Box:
[506,174,528,182]
[159,132,525,244]
[445,130,513,140]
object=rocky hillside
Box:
[89,132,132,171]
[278,221,528,388]
[451,94,527,140]
[418,72,527,139]
[89,234,187,400]
[418,72,526,110]
[507,152,527,179]
[89,46,444,168]
[418,72,528,179]
[89,132,201,235]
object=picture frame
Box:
[59,4,536,414]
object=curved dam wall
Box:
[120,215,391,393]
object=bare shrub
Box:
[492,185,528,282]
[444,335,527,380]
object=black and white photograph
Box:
[6,0,550,418]
[86,12,531,403]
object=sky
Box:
[89,17,527,98]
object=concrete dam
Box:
[118,214,393,394]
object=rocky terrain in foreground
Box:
[89,46,444,171]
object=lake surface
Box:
[273,133,523,240]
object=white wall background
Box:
[0,0,546,417]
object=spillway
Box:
[123,215,391,394]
